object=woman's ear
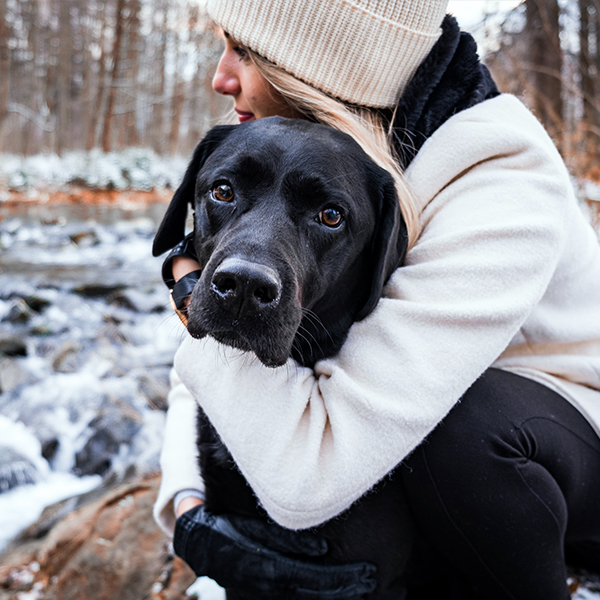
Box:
[152,125,237,257]
[355,173,408,321]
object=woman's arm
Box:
[153,335,204,535]
[172,97,574,530]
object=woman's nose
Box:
[212,53,241,97]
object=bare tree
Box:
[525,0,564,148]
[0,0,11,128]
[125,0,141,146]
[579,0,600,163]
[101,0,126,152]
[1,0,228,156]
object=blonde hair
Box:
[248,51,421,250]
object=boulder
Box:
[0,447,39,494]
[73,283,127,299]
[0,335,27,357]
[0,474,196,600]
[74,410,142,477]
[1,300,35,324]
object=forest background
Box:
[0,1,599,183]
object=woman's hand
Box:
[173,256,202,283]
[177,495,204,517]
[171,256,202,320]
[173,505,377,598]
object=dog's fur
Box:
[154,117,412,598]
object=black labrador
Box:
[153,117,412,599]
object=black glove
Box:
[161,233,198,288]
[174,506,377,599]
[161,233,201,322]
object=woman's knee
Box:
[408,369,519,468]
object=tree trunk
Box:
[0,0,11,126]
[101,0,127,153]
[88,2,108,151]
[150,1,168,153]
[125,0,141,146]
[525,0,563,148]
[57,0,73,155]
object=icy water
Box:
[0,200,186,550]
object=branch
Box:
[7,103,54,132]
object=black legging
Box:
[401,368,600,600]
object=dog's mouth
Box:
[187,320,294,368]
[186,258,302,368]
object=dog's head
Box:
[153,118,408,367]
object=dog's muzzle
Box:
[210,258,282,319]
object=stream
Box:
[0,200,186,551]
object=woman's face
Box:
[212,32,298,123]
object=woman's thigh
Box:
[401,368,600,600]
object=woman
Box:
[154,1,600,598]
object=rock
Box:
[1,299,35,324]
[72,283,127,299]
[0,335,27,357]
[137,372,170,412]
[50,341,81,373]
[0,447,39,494]
[74,410,142,477]
[109,288,167,313]
[40,438,60,463]
[23,296,51,313]
[0,474,196,600]
[69,230,100,247]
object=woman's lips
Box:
[235,108,255,122]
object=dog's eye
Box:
[318,207,344,228]
[211,183,235,203]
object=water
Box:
[0,200,186,551]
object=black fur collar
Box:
[387,15,499,169]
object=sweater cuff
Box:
[174,488,206,516]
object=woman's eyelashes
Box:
[233,46,249,61]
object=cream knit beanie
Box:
[206,0,449,108]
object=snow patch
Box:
[0,149,188,193]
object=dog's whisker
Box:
[301,308,335,346]
[294,328,319,361]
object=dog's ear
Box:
[152,125,237,257]
[355,173,409,320]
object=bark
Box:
[525,0,563,147]
[57,0,73,154]
[0,0,11,125]
[101,0,126,153]
[125,0,141,146]
[87,2,108,151]
[150,1,168,154]
[578,0,600,161]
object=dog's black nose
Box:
[211,258,282,317]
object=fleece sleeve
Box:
[153,369,205,536]
[173,96,572,530]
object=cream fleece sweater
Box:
[154,94,600,535]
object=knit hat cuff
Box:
[207,0,448,108]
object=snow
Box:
[0,149,188,193]
[0,209,186,555]
[0,415,49,478]
[0,464,100,552]
[186,577,226,600]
